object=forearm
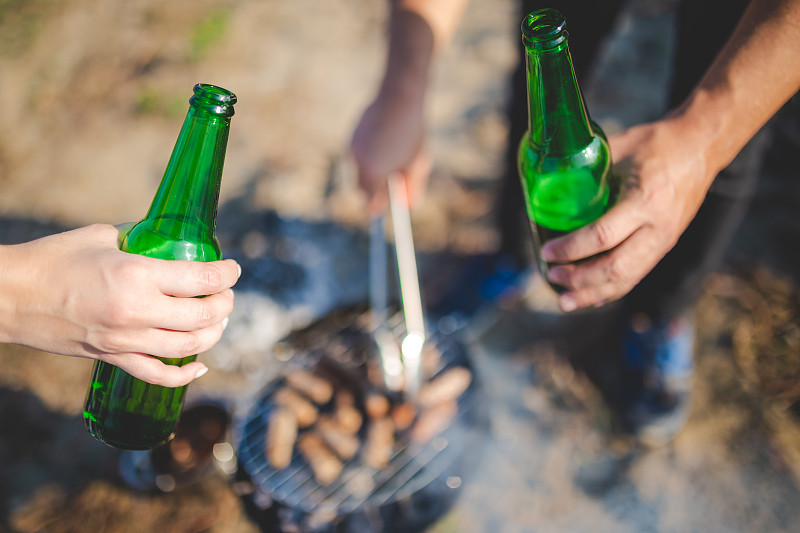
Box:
[0,225,240,385]
[379,0,469,102]
[392,0,469,50]
[669,0,800,180]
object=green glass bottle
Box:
[83,83,237,450]
[517,8,614,291]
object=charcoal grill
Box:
[234,306,487,533]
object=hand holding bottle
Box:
[539,0,800,313]
[541,118,715,311]
[84,83,238,450]
[0,223,240,387]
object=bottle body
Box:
[518,126,612,288]
[84,84,235,450]
[517,9,614,291]
[83,232,221,450]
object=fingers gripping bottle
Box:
[517,9,615,291]
[84,84,236,449]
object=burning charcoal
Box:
[266,407,298,470]
[391,402,418,431]
[274,386,318,428]
[365,392,391,419]
[298,433,343,486]
[417,366,472,408]
[363,416,395,469]
[411,400,457,444]
[286,369,334,405]
[316,416,360,460]
[334,390,363,434]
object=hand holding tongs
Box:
[369,172,426,397]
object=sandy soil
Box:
[1,0,799,532]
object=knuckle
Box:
[196,301,215,326]
[113,255,150,281]
[198,264,223,292]
[607,256,632,282]
[592,219,616,249]
[197,326,223,354]
[102,296,139,327]
[178,334,202,356]
[94,331,128,354]
[575,288,602,308]
[548,265,573,289]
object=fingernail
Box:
[195,366,209,379]
[541,244,554,262]
[222,317,229,331]
[236,263,242,278]
[559,294,577,313]
[547,267,564,286]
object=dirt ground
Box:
[1,0,800,532]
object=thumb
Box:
[102,353,209,387]
[114,222,137,247]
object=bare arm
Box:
[0,224,241,386]
[542,0,800,312]
[683,0,800,174]
[350,0,469,209]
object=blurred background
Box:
[1,0,799,532]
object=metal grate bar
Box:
[236,309,478,522]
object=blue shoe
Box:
[620,313,695,446]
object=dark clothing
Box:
[499,0,769,323]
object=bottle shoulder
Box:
[121,218,221,262]
[519,132,610,173]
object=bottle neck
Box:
[145,86,234,240]
[522,10,593,155]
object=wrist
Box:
[666,88,738,182]
[0,244,27,344]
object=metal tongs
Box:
[369,172,426,397]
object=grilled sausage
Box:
[285,369,334,405]
[298,433,343,485]
[391,402,418,431]
[274,386,318,428]
[363,417,395,469]
[334,390,363,434]
[365,392,391,419]
[266,407,298,470]
[417,366,472,408]
[411,400,457,443]
[316,416,360,460]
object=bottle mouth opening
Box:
[522,8,567,49]
[191,83,237,116]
